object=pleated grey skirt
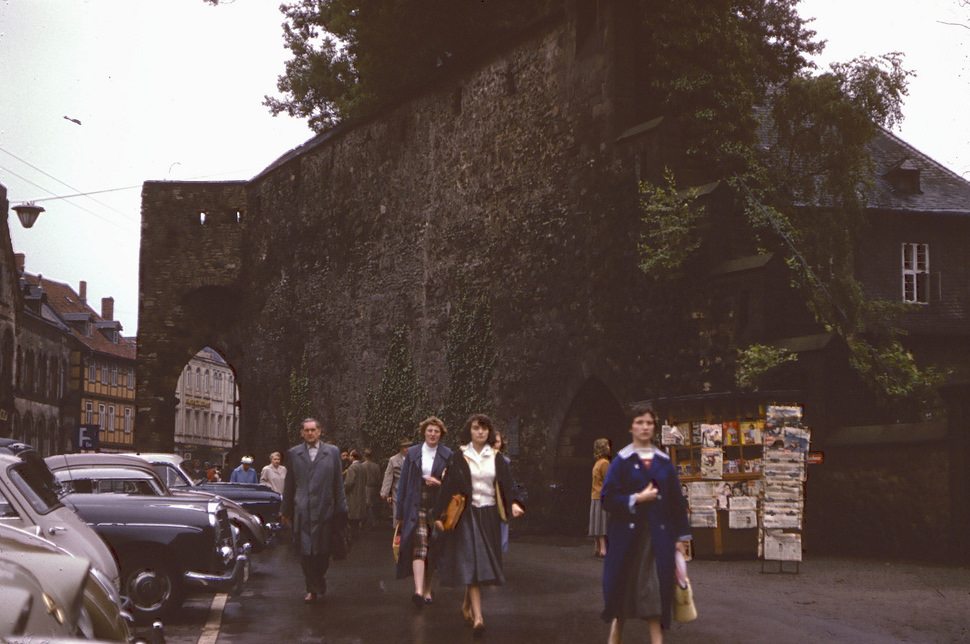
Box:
[437,505,505,587]
[588,498,609,537]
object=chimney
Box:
[79,280,87,303]
[14,253,24,273]
[101,297,114,321]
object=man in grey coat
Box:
[281,417,349,603]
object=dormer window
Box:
[884,159,922,195]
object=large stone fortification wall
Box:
[236,15,655,480]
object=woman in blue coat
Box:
[395,416,452,605]
[601,405,691,644]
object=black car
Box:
[57,482,247,622]
[134,453,282,529]
[46,453,270,553]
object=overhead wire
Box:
[0,146,139,229]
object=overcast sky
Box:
[0,0,967,336]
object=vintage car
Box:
[45,453,270,553]
[56,486,247,623]
[0,523,131,642]
[134,453,281,529]
[0,440,121,591]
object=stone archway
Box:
[550,377,627,536]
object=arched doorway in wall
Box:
[174,346,240,478]
[552,377,628,536]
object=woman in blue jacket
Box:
[601,405,691,644]
[395,416,452,606]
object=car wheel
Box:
[121,556,183,623]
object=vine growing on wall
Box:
[282,350,313,446]
[442,281,495,438]
[360,327,428,459]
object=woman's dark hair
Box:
[628,402,658,424]
[460,413,495,444]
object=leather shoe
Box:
[411,593,424,608]
[472,621,485,637]
[304,592,316,604]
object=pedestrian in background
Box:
[344,450,366,538]
[601,405,690,644]
[492,429,514,553]
[381,438,412,523]
[230,456,259,483]
[281,418,349,603]
[361,448,383,530]
[396,417,452,607]
[589,438,612,558]
[433,413,525,635]
[260,451,287,494]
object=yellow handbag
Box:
[673,578,697,622]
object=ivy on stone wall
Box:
[361,327,428,460]
[282,350,313,446]
[442,282,495,439]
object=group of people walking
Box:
[277,404,691,644]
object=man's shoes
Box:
[304,592,317,604]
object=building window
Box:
[98,404,106,430]
[902,243,930,303]
[204,371,210,394]
[128,368,135,390]
[124,407,133,433]
[88,361,96,383]
[111,365,118,387]
[101,364,109,385]
[85,401,93,425]
[107,405,115,431]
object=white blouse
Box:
[421,442,438,478]
[461,443,497,508]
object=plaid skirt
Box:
[411,483,436,562]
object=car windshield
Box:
[52,468,166,496]
[150,462,192,488]
[7,456,62,514]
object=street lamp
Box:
[12,202,44,228]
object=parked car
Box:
[45,453,270,553]
[0,439,120,591]
[0,523,131,642]
[56,480,247,622]
[134,453,282,529]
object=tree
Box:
[264,0,553,131]
[634,2,940,408]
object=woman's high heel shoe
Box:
[462,605,474,625]
[472,620,485,636]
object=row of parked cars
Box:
[0,439,282,642]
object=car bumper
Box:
[182,546,249,592]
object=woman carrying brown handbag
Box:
[433,413,525,635]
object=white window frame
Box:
[107,405,115,431]
[98,404,106,430]
[124,407,133,433]
[901,243,930,304]
[85,401,93,425]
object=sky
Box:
[0,0,968,336]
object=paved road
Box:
[158,527,970,644]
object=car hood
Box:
[62,493,212,527]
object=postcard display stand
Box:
[663,404,810,569]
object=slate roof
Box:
[866,127,970,214]
[22,274,135,360]
[756,104,970,215]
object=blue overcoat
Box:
[394,442,452,578]
[601,444,690,628]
